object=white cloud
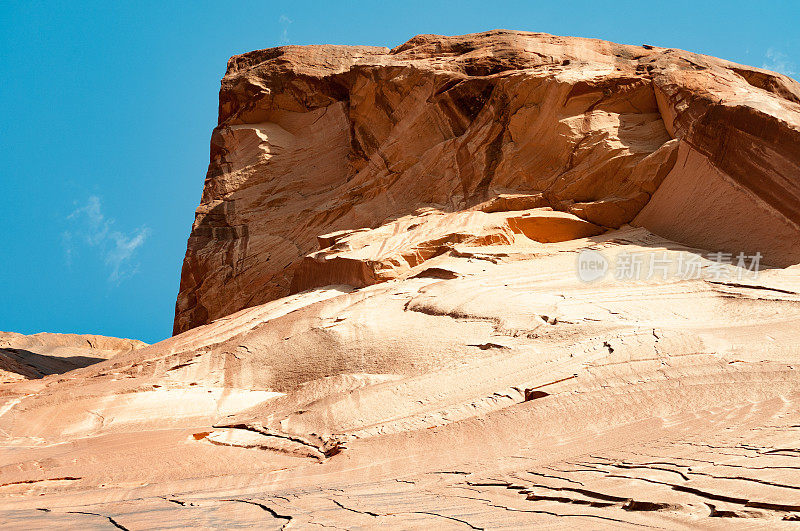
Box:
[762,48,797,78]
[68,196,107,245]
[105,226,150,282]
[279,14,292,44]
[61,231,73,267]
[65,195,150,284]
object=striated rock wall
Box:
[175,30,800,334]
[5,33,800,523]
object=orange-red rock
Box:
[3,32,800,528]
[175,30,800,334]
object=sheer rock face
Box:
[174,29,800,334]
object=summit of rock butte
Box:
[3,31,800,528]
[174,29,800,334]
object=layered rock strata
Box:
[175,30,800,334]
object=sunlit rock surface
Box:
[0,332,145,384]
[2,31,800,528]
[174,29,800,334]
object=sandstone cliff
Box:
[3,32,800,528]
[175,30,800,334]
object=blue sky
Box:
[1,1,798,343]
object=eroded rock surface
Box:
[5,228,800,528]
[3,31,800,529]
[175,30,800,334]
[0,332,145,384]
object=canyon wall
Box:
[175,30,800,334]
[5,32,800,527]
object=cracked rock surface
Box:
[2,31,800,529]
[4,228,800,528]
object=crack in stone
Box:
[0,476,81,487]
[330,496,484,529]
[576,462,800,513]
[441,490,664,528]
[66,511,129,530]
[411,510,484,529]
[329,498,380,517]
[223,498,293,528]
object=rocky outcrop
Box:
[291,207,602,292]
[0,332,145,384]
[3,32,800,528]
[175,30,800,334]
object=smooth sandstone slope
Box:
[2,31,800,529]
[3,228,800,528]
[174,29,800,334]
[0,332,145,384]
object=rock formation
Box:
[175,30,800,334]
[3,31,800,528]
[0,332,145,384]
